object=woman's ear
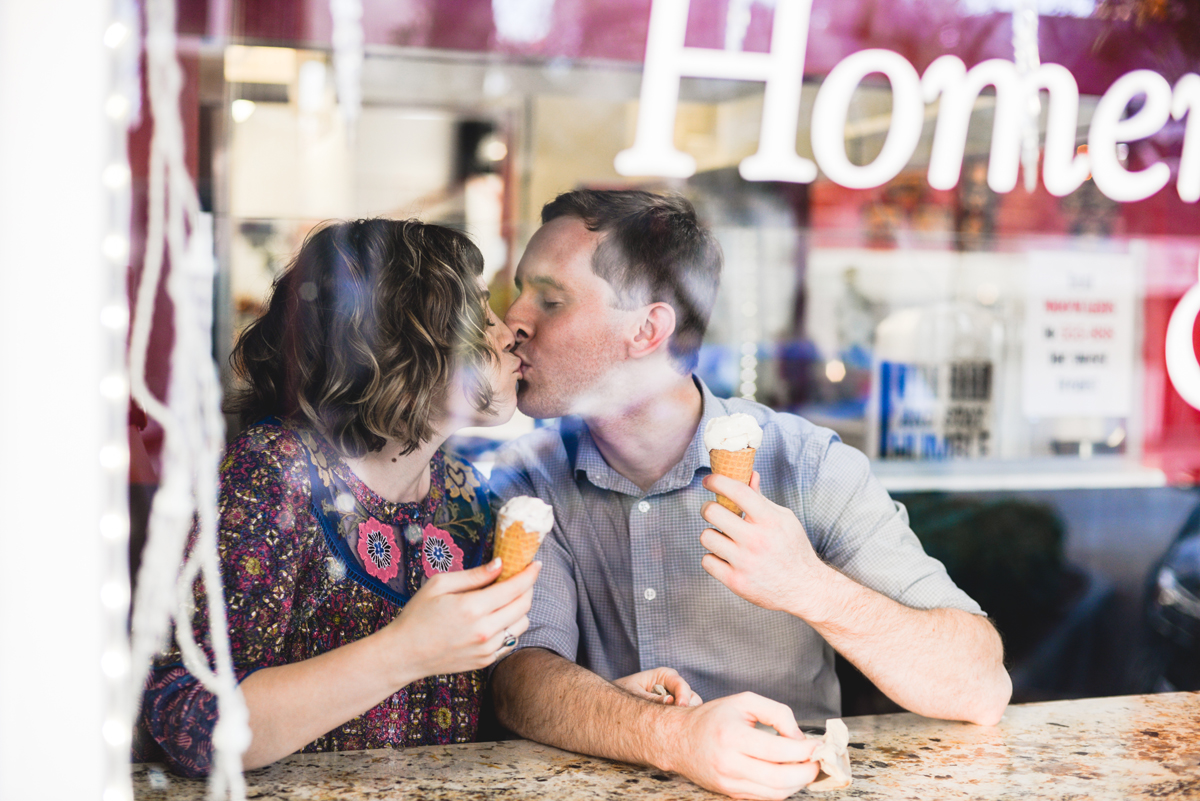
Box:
[628,302,676,359]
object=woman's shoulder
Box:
[226,420,306,455]
[221,421,311,485]
[217,423,320,555]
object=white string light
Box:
[125,1,249,799]
[1012,0,1042,192]
[330,0,364,141]
[724,0,776,52]
[739,235,761,400]
[492,0,558,44]
[99,1,140,800]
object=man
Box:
[489,189,1011,800]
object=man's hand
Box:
[665,692,820,800]
[700,471,829,618]
[612,667,703,707]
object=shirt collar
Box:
[568,375,730,498]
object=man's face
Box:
[505,216,628,419]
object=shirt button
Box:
[637,501,650,513]
[644,588,657,601]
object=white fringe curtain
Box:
[127,0,247,798]
[122,1,365,798]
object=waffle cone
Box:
[709,446,756,515]
[494,520,544,582]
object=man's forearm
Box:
[492,647,824,800]
[797,566,1011,725]
[492,648,682,769]
[697,474,1010,725]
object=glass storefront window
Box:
[189,0,1200,488]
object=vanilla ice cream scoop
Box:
[704,413,764,452]
[497,496,554,536]
[705,414,762,516]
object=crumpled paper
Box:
[806,718,852,792]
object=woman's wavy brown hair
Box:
[228,218,497,457]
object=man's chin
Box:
[516,381,568,420]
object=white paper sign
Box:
[1022,251,1136,417]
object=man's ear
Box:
[628,302,676,359]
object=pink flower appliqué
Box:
[356,518,400,583]
[422,524,464,577]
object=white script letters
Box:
[616,0,1199,204]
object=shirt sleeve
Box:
[134,428,316,777]
[489,444,581,666]
[803,436,985,616]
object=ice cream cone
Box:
[708,446,756,515]
[492,496,554,582]
[494,521,542,581]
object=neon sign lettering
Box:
[1166,273,1200,411]
[615,0,1200,204]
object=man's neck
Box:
[584,374,703,493]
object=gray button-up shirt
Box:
[490,378,983,722]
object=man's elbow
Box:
[965,616,1012,724]
[964,662,1012,726]
[491,648,549,733]
[490,653,522,729]
[948,618,1012,726]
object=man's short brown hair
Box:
[541,189,722,373]
[228,218,496,456]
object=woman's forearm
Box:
[238,627,418,769]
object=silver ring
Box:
[501,630,518,649]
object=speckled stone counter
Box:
[133,691,1200,799]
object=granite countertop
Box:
[133,691,1200,800]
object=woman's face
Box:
[480,301,521,423]
[449,281,520,430]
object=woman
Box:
[134,219,539,776]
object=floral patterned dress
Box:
[133,421,494,777]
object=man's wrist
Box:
[783,559,842,625]
[643,702,691,774]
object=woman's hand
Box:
[383,557,541,685]
[613,667,703,707]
